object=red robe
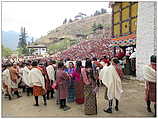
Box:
[114,64,124,79]
[56,69,70,99]
[37,66,51,92]
[145,64,156,103]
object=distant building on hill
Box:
[27,44,47,56]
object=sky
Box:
[2,2,112,39]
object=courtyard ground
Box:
[2,79,155,118]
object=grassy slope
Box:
[37,13,111,54]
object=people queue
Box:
[2,55,156,116]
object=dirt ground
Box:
[2,79,155,118]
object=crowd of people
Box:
[1,55,156,116]
[53,38,113,60]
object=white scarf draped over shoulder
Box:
[46,65,55,81]
[23,66,31,86]
[28,68,45,89]
[2,69,12,88]
[99,65,123,101]
[143,65,156,82]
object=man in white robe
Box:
[23,62,32,96]
[46,60,55,99]
[99,58,123,113]
[29,60,46,106]
[2,63,12,100]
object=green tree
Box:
[97,24,104,29]
[63,18,67,24]
[17,27,29,55]
[92,23,97,32]
[16,48,23,56]
[92,23,104,33]
[2,45,13,57]
[29,48,35,55]
[69,18,73,23]
[101,8,107,14]
[94,10,101,16]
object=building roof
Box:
[27,44,47,48]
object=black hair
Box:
[48,60,53,65]
[151,55,156,63]
[45,62,48,67]
[4,62,11,68]
[85,60,95,81]
[52,60,56,64]
[28,60,32,64]
[10,62,13,66]
[85,60,92,68]
[25,61,30,66]
[67,58,70,61]
[32,60,38,66]
[76,61,82,73]
[104,56,107,59]
[69,62,74,65]
[38,62,44,66]
[58,61,64,68]
[92,57,97,61]
[85,58,89,61]
[19,63,24,68]
[112,58,119,64]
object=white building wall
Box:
[40,48,47,55]
[31,48,47,55]
[136,2,157,80]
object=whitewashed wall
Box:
[136,2,157,80]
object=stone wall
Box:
[136,2,157,80]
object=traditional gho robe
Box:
[143,64,156,103]
[81,68,97,115]
[65,68,75,102]
[114,64,124,79]
[56,69,69,100]
[38,66,51,92]
[46,65,55,81]
[9,67,18,83]
[9,67,20,90]
[72,69,84,104]
[28,67,45,96]
[2,68,12,95]
[22,66,31,87]
[99,65,123,101]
